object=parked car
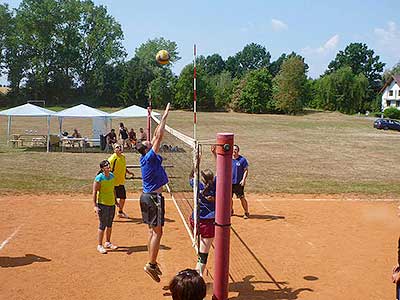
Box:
[373,118,400,131]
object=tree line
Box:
[0,0,399,114]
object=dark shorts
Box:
[140,193,165,227]
[115,185,126,199]
[232,183,245,198]
[190,217,215,238]
[98,203,115,230]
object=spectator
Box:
[105,129,117,146]
[119,122,129,149]
[128,128,137,147]
[72,128,82,138]
[139,127,147,142]
[169,269,207,300]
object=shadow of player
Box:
[229,275,313,300]
[0,254,51,268]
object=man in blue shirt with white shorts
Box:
[232,144,249,219]
[136,103,170,283]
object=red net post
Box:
[213,133,234,300]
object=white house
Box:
[380,75,400,110]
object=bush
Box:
[383,107,400,119]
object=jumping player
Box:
[136,103,170,282]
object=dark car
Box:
[373,118,400,131]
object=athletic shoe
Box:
[243,212,250,219]
[154,263,162,276]
[97,245,107,254]
[104,242,118,250]
[144,263,161,282]
[118,211,130,219]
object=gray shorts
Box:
[98,203,115,230]
[140,193,165,227]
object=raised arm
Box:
[151,103,170,153]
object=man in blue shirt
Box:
[136,103,170,283]
[232,144,250,219]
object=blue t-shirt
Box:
[140,149,169,193]
[232,155,248,184]
[190,177,216,219]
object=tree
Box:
[270,52,309,77]
[273,56,307,114]
[77,1,126,97]
[118,57,155,107]
[226,43,271,78]
[209,70,233,110]
[149,68,177,109]
[382,61,400,83]
[134,37,180,68]
[174,63,214,110]
[314,67,368,114]
[326,42,385,100]
[0,4,11,76]
[204,53,225,76]
[230,68,273,113]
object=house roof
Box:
[56,104,110,118]
[0,103,56,116]
[379,74,400,94]
[110,105,160,118]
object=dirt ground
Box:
[0,193,398,300]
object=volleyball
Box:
[156,49,170,65]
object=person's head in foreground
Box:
[169,269,206,300]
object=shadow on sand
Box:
[110,244,171,255]
[0,254,51,268]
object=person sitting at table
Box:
[128,128,137,147]
[139,127,147,142]
[72,128,82,138]
[69,128,83,147]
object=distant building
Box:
[380,75,400,110]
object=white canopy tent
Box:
[109,104,160,118]
[56,104,111,142]
[0,103,56,152]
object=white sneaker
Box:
[118,211,130,219]
[97,245,107,254]
[104,242,118,250]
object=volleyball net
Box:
[150,114,218,243]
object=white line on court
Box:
[0,225,22,251]
[255,198,399,202]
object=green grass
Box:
[1,109,399,196]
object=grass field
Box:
[1,109,400,195]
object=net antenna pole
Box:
[147,87,152,142]
[213,133,234,300]
[192,44,200,252]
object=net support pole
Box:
[192,44,199,249]
[213,133,233,300]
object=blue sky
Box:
[1,0,399,84]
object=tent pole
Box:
[47,116,50,152]
[7,116,11,145]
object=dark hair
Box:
[234,144,239,151]
[169,269,206,300]
[119,122,124,127]
[135,142,147,156]
[97,160,110,175]
[201,169,214,195]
